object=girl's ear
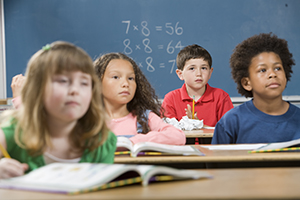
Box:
[241,77,252,91]
[176,69,184,80]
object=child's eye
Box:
[81,81,90,86]
[189,67,194,70]
[201,66,208,70]
[112,76,119,79]
[128,77,135,81]
[275,66,283,71]
[258,68,266,73]
[57,78,68,83]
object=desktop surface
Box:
[114,145,300,168]
[1,167,299,199]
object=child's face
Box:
[242,52,286,99]
[176,58,213,91]
[101,59,136,106]
[43,71,92,124]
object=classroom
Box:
[1,0,300,199]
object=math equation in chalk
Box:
[121,20,185,74]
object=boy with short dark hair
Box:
[212,33,300,144]
[162,44,233,127]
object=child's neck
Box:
[105,103,130,119]
[46,119,81,159]
[252,96,289,115]
[47,118,77,138]
[186,85,206,101]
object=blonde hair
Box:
[2,41,109,155]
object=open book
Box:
[249,137,300,153]
[0,163,212,195]
[116,136,204,157]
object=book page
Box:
[201,144,267,150]
[135,165,212,186]
[116,137,134,151]
[0,163,213,194]
[0,163,137,193]
[131,142,203,157]
[256,138,300,150]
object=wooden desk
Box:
[1,167,299,199]
[0,99,7,105]
[184,128,214,144]
[184,128,214,138]
[114,145,300,168]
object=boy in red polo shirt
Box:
[162,44,233,128]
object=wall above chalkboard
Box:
[4,0,300,98]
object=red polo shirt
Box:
[162,83,233,127]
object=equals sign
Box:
[159,63,165,68]
[158,45,163,49]
[156,26,162,31]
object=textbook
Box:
[0,163,212,195]
[116,136,204,157]
[249,137,300,153]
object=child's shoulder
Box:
[288,102,300,115]
[164,84,184,97]
[206,84,230,95]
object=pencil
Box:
[114,151,131,155]
[192,95,195,119]
[138,152,163,156]
[0,142,10,158]
[248,147,300,153]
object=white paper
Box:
[201,144,267,150]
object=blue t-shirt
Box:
[212,100,300,144]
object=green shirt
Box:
[2,121,117,172]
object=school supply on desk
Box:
[116,136,204,157]
[192,95,195,119]
[201,143,267,151]
[0,105,13,114]
[249,147,300,153]
[0,163,212,195]
[0,143,11,158]
[248,138,300,153]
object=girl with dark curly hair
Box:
[94,53,185,145]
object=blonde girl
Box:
[0,41,117,179]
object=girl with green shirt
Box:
[0,41,117,178]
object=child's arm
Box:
[10,74,25,109]
[161,95,177,119]
[130,112,186,145]
[216,94,234,121]
[11,74,26,98]
[211,120,233,144]
[0,129,28,179]
[11,96,22,109]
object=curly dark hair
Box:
[176,44,212,70]
[94,52,162,133]
[230,33,295,98]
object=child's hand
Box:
[0,158,28,179]
[11,74,26,98]
[185,104,199,120]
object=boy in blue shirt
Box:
[212,33,300,144]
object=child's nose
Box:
[69,83,79,95]
[268,69,277,78]
[196,68,202,75]
[121,79,129,87]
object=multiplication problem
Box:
[121,20,184,73]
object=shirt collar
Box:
[180,83,214,102]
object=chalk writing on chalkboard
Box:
[121,21,184,74]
